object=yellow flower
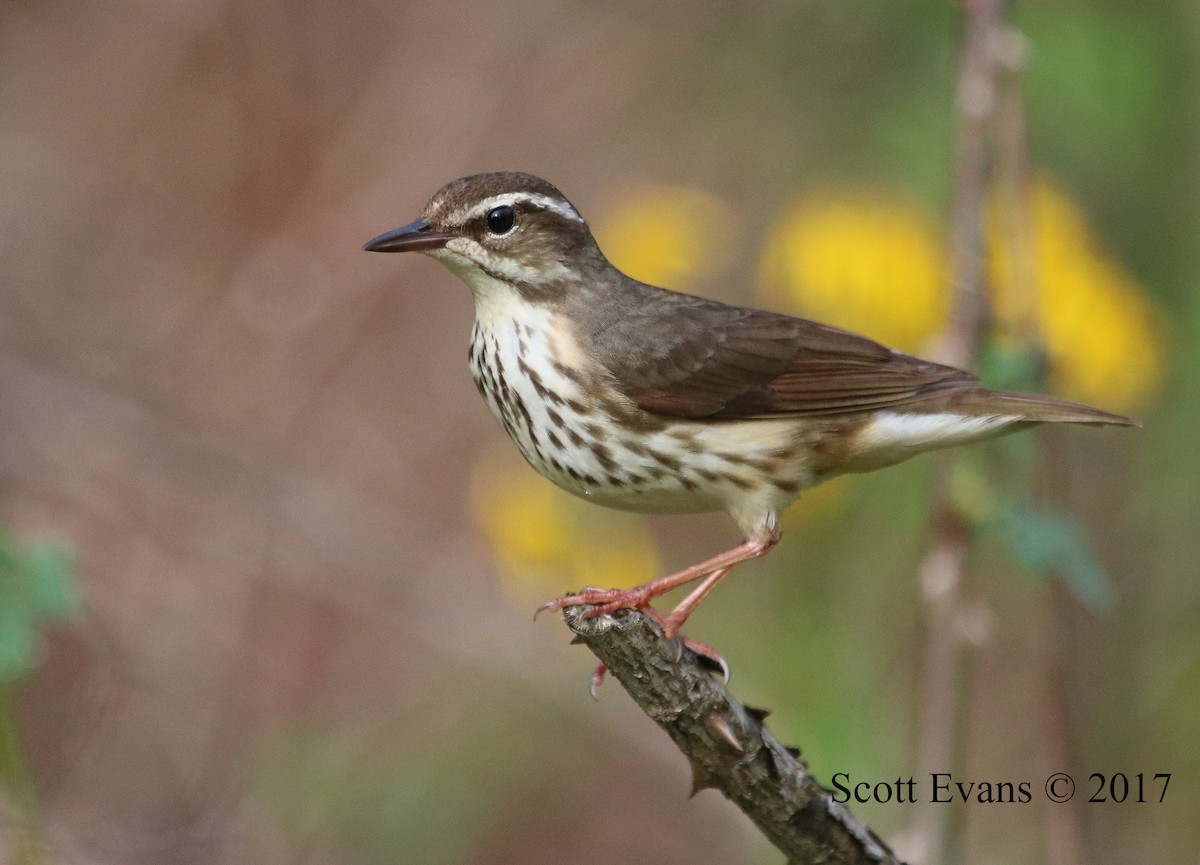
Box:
[989,179,1162,413]
[591,186,735,288]
[759,183,1161,413]
[759,191,949,354]
[469,448,660,606]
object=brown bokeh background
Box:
[2,2,1197,864]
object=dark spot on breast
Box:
[621,438,648,457]
[669,428,698,446]
[807,423,861,473]
[552,360,587,386]
[517,357,550,399]
[604,474,625,487]
[679,475,698,492]
[547,430,563,450]
[722,472,754,490]
[646,447,682,471]
[496,375,515,407]
[512,393,541,448]
[547,408,564,429]
[566,428,586,448]
[589,441,618,470]
[481,357,500,392]
[771,477,801,494]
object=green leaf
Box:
[0,532,78,682]
[0,607,35,682]
[19,544,78,619]
[976,342,1048,394]
[997,504,1115,611]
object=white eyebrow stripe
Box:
[450,193,583,225]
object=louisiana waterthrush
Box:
[365,172,1132,668]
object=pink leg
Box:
[658,564,737,638]
[536,529,780,620]
[549,527,781,694]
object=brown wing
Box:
[589,288,977,420]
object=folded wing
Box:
[590,290,977,420]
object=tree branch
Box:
[563,606,905,865]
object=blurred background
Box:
[0,1,1196,863]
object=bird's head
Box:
[364,172,605,303]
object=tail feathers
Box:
[963,390,1137,426]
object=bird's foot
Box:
[538,586,652,699]
[534,585,652,620]
[588,664,608,700]
[643,607,730,684]
[540,585,731,694]
[681,638,731,684]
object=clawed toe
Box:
[682,638,731,685]
[534,586,648,620]
[589,664,608,699]
[534,586,616,619]
[642,608,731,684]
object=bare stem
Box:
[911,2,1018,863]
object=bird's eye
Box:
[486,205,516,235]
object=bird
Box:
[364,171,1133,677]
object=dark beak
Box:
[362,218,454,253]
